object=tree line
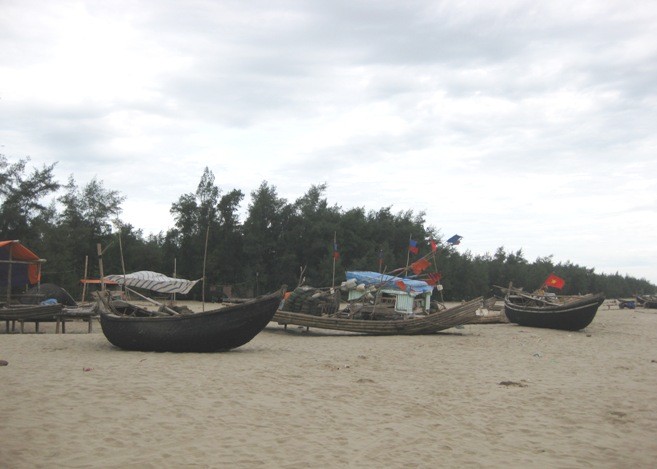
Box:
[2,155,655,301]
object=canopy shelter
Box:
[345,271,435,315]
[104,271,200,295]
[0,240,45,303]
[79,278,120,302]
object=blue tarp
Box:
[346,271,434,295]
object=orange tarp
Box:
[80,279,119,285]
[0,240,43,285]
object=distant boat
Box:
[503,288,604,331]
[636,294,657,309]
[98,289,283,352]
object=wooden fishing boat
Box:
[0,303,64,332]
[504,290,605,331]
[636,294,657,309]
[273,297,483,335]
[98,289,283,352]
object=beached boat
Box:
[504,290,605,331]
[274,270,482,334]
[0,303,64,332]
[98,289,283,352]
[274,297,483,334]
[636,294,657,309]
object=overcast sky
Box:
[1,0,656,284]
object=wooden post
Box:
[97,244,106,293]
[332,232,337,289]
[6,242,13,304]
[118,230,126,278]
[81,255,89,302]
[173,258,177,302]
[202,224,209,312]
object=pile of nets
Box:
[282,286,340,316]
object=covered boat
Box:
[504,289,604,331]
[276,270,482,334]
[98,289,283,352]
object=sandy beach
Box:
[1,301,657,468]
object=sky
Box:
[1,0,656,284]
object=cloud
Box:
[1,0,657,282]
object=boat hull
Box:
[99,291,281,352]
[504,293,604,331]
[0,304,64,321]
[273,297,483,335]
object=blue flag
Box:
[447,234,463,245]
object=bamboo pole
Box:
[124,287,179,315]
[96,244,106,293]
[332,232,337,289]
[202,224,209,312]
[116,229,128,301]
[118,229,126,278]
[429,246,444,305]
[81,255,89,302]
[173,258,177,302]
[405,234,412,271]
[6,242,13,304]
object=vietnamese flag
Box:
[426,272,442,285]
[410,258,430,275]
[395,280,407,291]
[544,274,565,290]
[430,240,437,252]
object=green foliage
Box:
[0,155,60,243]
[1,155,655,300]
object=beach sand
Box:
[1,301,657,468]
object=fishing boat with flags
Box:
[275,271,481,335]
[274,233,481,334]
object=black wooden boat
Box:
[504,291,604,331]
[99,290,283,352]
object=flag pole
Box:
[405,234,412,271]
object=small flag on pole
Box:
[410,258,430,275]
[408,239,419,254]
[447,234,463,245]
[430,240,437,252]
[426,272,442,285]
[544,273,565,290]
[333,241,339,259]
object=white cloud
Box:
[1,0,656,283]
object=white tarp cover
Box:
[104,271,200,295]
